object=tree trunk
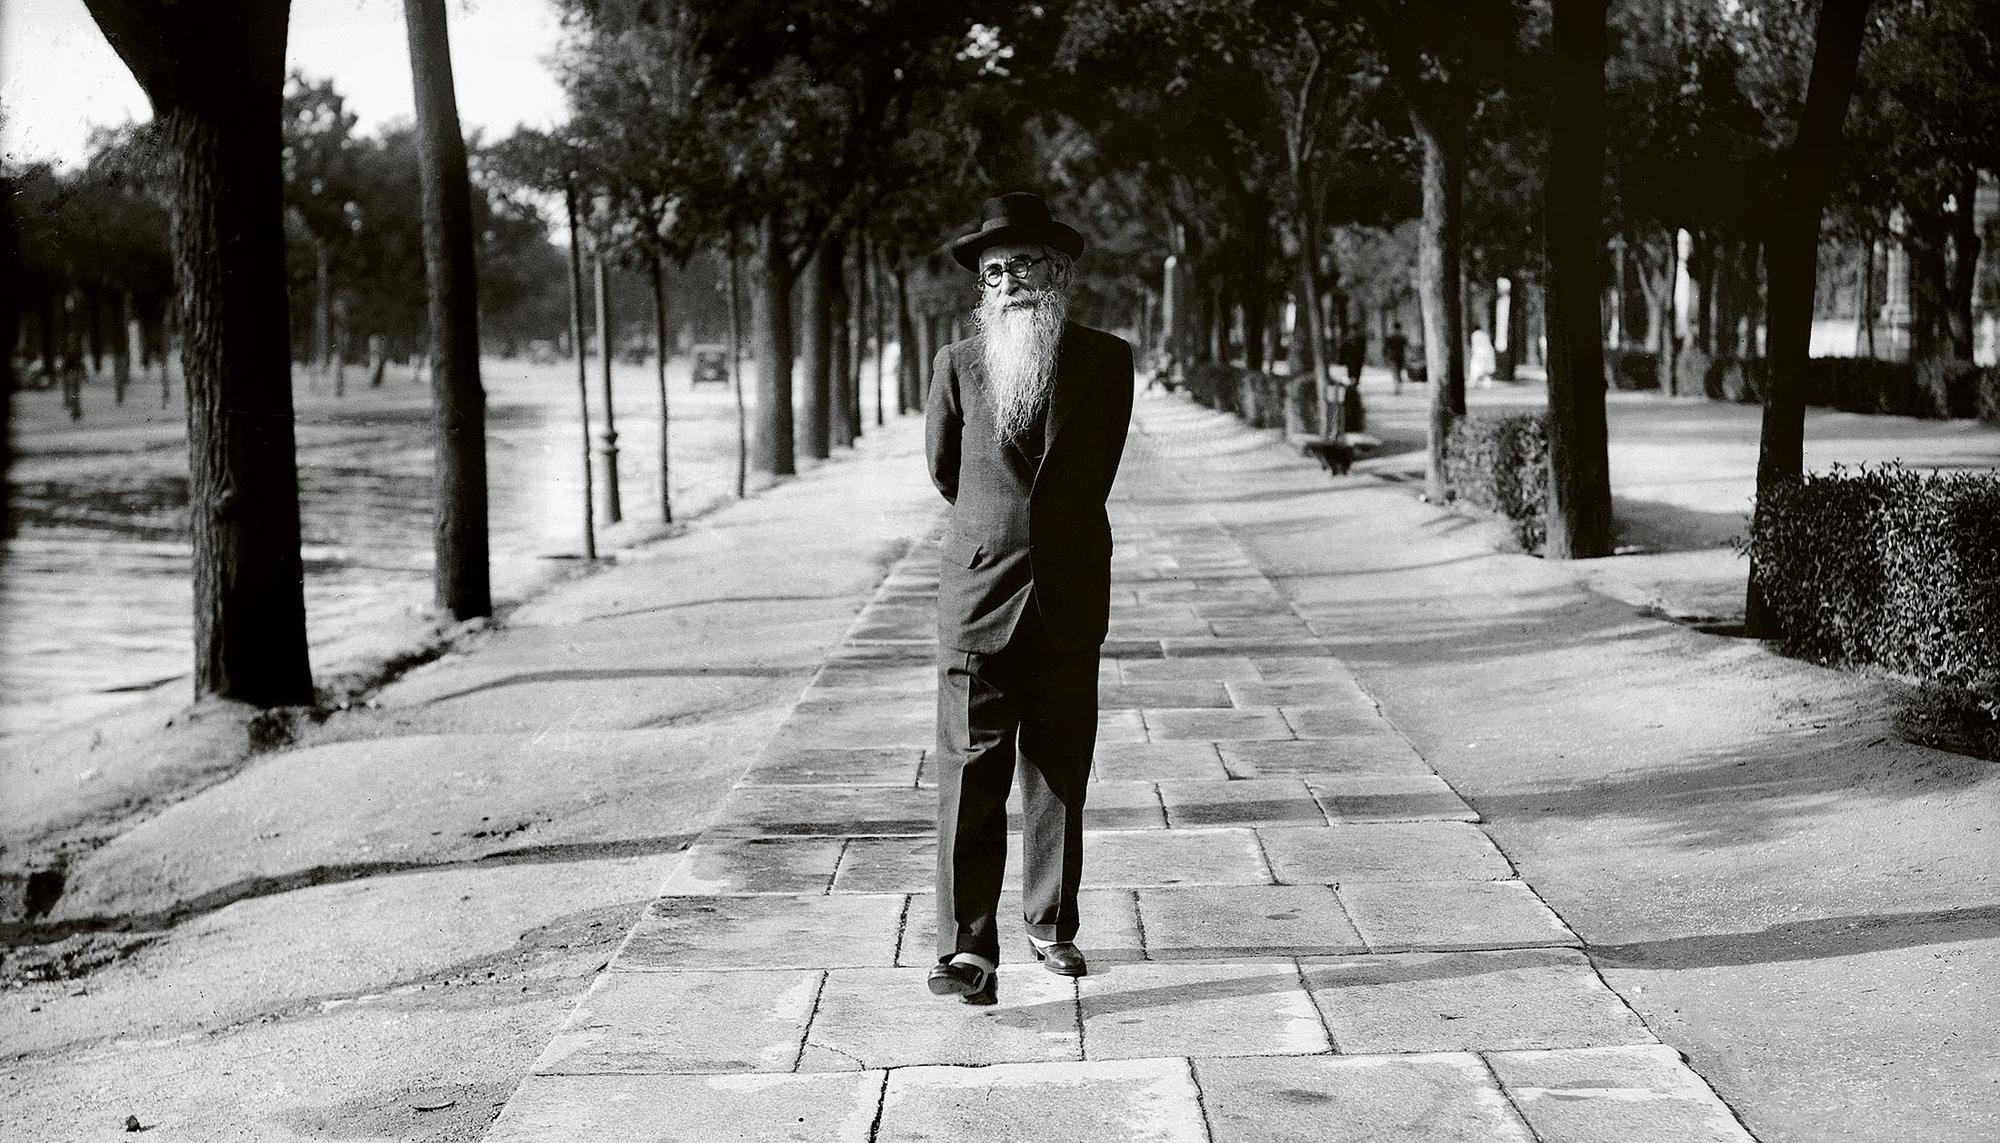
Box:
[895,263,919,414]
[1413,111,1467,498]
[1948,165,1979,359]
[84,0,313,704]
[799,235,835,460]
[563,181,596,560]
[329,293,348,393]
[1544,0,1615,560]
[1296,237,1337,435]
[112,289,132,403]
[1860,237,1875,357]
[726,226,747,499]
[1746,0,1871,637]
[650,251,672,524]
[829,233,855,449]
[37,292,56,379]
[367,332,387,387]
[312,235,332,374]
[869,237,886,427]
[1240,209,1270,372]
[752,211,796,476]
[593,251,622,523]
[405,0,491,619]
[849,229,870,439]
[85,286,105,375]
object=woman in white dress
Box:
[1468,324,1496,389]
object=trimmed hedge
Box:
[1607,349,1660,391]
[1748,465,2000,696]
[1442,412,1549,551]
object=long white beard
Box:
[974,286,1068,447]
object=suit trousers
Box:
[934,595,1099,963]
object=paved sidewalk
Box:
[482,389,1756,1142]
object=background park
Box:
[1,0,1997,1140]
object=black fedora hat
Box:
[949,191,1085,272]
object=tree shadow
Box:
[1592,902,2000,969]
[1467,722,1994,851]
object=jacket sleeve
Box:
[925,342,960,505]
[1103,337,1136,497]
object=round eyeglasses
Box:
[977,254,1050,287]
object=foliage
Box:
[1442,411,1549,551]
[1748,465,2000,698]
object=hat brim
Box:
[950,222,1085,272]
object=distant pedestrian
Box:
[925,192,1135,1004]
[1469,324,1496,390]
[1383,322,1409,395]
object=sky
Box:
[1,0,569,169]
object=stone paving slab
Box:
[741,746,925,787]
[1250,656,1358,681]
[1209,616,1316,639]
[1194,1053,1536,1143]
[1159,778,1328,827]
[1338,880,1578,951]
[800,966,1078,1071]
[1086,827,1271,887]
[710,784,936,836]
[1100,681,1234,709]
[1120,655,1261,681]
[1307,774,1479,822]
[1285,706,1399,739]
[1258,823,1515,884]
[622,894,905,970]
[1146,706,1295,741]
[1220,737,1431,778]
[1098,707,1150,742]
[532,968,820,1075]
[487,1071,885,1143]
[1224,679,1376,711]
[1163,638,1334,659]
[661,836,844,895]
[1092,740,1230,781]
[1074,961,1330,1060]
[898,889,1145,968]
[874,1057,1207,1143]
[1485,1045,1757,1142]
[1136,885,1366,958]
[1301,950,1657,1053]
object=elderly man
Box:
[924,192,1135,1004]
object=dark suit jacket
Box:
[927,321,1135,654]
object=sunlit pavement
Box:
[478,385,1756,1143]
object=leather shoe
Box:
[927,958,997,1005]
[1028,940,1088,977]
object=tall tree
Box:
[1543,0,1615,558]
[82,0,314,706]
[1746,0,1873,636]
[1358,1,1521,497]
[404,0,492,619]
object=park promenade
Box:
[476,385,1756,1142]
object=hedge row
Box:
[1748,465,2000,695]
[1442,412,1550,551]
[1605,348,2000,422]
[1182,362,1359,436]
